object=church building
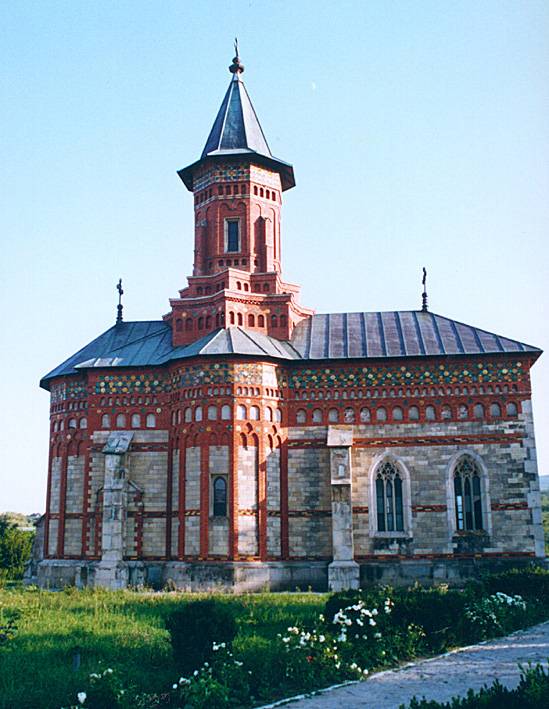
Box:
[34,52,545,591]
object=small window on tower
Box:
[226,219,240,252]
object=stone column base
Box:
[94,562,129,590]
[328,560,360,592]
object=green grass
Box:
[0,587,325,709]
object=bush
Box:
[165,599,238,673]
[402,662,549,708]
[0,517,33,580]
[481,567,549,606]
[325,584,471,655]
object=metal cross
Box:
[116,278,124,324]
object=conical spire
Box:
[201,59,272,159]
[178,47,295,191]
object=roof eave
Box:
[177,152,295,192]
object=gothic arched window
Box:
[453,456,483,531]
[213,476,228,517]
[375,461,404,532]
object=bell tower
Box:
[167,50,313,345]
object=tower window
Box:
[225,219,240,252]
[213,476,228,517]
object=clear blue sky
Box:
[1,1,548,513]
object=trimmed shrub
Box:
[481,566,549,606]
[165,599,238,673]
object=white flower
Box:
[172,684,178,689]
[362,668,369,676]
[374,632,382,639]
[193,670,199,676]
[369,618,376,626]
[318,634,325,642]
[77,692,87,705]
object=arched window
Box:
[194,407,202,422]
[441,405,452,420]
[208,406,217,421]
[280,314,287,326]
[425,405,436,421]
[213,476,228,517]
[275,408,282,423]
[490,403,501,418]
[184,407,192,422]
[473,403,484,419]
[312,408,322,423]
[116,414,126,428]
[328,408,339,423]
[506,402,518,416]
[248,314,255,327]
[458,404,468,419]
[68,418,77,429]
[453,456,483,531]
[249,405,259,420]
[376,407,387,422]
[79,417,88,429]
[271,314,278,328]
[131,413,141,428]
[265,406,273,422]
[344,407,355,423]
[237,404,247,420]
[375,461,404,532]
[221,405,231,420]
[101,414,110,428]
[146,413,156,428]
[237,313,243,326]
[408,406,419,421]
[296,409,306,424]
[392,406,403,421]
[258,314,265,327]
[359,407,370,422]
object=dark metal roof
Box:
[178,74,295,191]
[202,74,271,158]
[40,312,541,389]
[290,311,541,360]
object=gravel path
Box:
[266,621,549,709]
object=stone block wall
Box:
[209,445,229,556]
[185,446,201,556]
[238,444,258,556]
[266,445,281,557]
[287,448,331,558]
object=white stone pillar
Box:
[94,432,133,589]
[327,427,360,591]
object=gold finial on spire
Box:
[229,37,244,75]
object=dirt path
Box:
[266,621,549,709]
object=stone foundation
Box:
[34,557,546,592]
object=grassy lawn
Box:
[0,587,326,709]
